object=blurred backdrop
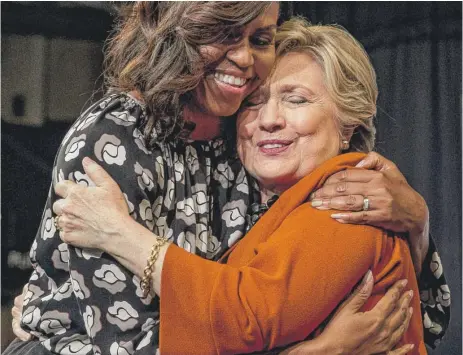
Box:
[1,1,461,353]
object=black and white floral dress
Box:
[17,93,450,354]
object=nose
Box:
[258,100,285,132]
[226,38,254,69]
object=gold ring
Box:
[54,215,62,231]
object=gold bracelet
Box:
[140,236,168,297]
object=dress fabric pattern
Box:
[21,93,253,354]
[19,93,449,354]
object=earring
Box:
[341,140,349,150]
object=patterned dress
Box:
[16,93,449,354]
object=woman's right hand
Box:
[53,157,131,252]
[11,284,32,341]
[282,271,415,355]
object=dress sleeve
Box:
[417,235,450,349]
[159,206,379,354]
[22,95,163,354]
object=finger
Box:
[54,180,77,198]
[82,157,117,189]
[384,308,414,353]
[330,210,386,226]
[371,279,409,318]
[322,169,378,185]
[386,344,414,355]
[311,181,369,200]
[337,270,374,314]
[312,195,365,211]
[12,318,32,342]
[52,199,66,215]
[356,152,396,172]
[386,290,414,333]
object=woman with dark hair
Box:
[8,2,448,354]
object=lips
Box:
[257,139,293,155]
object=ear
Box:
[340,125,357,151]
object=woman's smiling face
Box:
[193,3,279,117]
[237,51,341,193]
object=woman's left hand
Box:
[53,157,130,251]
[310,152,429,273]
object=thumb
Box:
[341,270,374,313]
[82,157,116,189]
[355,152,392,171]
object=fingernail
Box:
[407,344,414,350]
[331,213,347,219]
[400,279,409,288]
[311,199,323,207]
[361,270,373,292]
[356,160,365,168]
[409,307,413,315]
[408,290,414,298]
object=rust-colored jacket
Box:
[160,153,425,354]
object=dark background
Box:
[1,1,461,353]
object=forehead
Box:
[270,52,323,85]
[243,2,279,31]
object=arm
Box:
[309,152,429,275]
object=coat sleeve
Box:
[160,206,378,354]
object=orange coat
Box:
[160,153,425,354]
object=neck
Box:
[184,105,222,141]
[259,184,283,204]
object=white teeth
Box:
[262,144,284,149]
[214,72,246,87]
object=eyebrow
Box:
[278,83,316,96]
[256,25,277,32]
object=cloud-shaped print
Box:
[107,301,139,331]
[61,126,77,147]
[430,252,443,279]
[236,168,249,194]
[177,231,196,253]
[191,184,208,215]
[22,305,41,330]
[39,310,71,335]
[186,145,200,175]
[176,198,196,225]
[133,275,154,305]
[41,209,56,240]
[173,152,185,183]
[64,134,86,162]
[23,284,44,306]
[55,333,93,355]
[70,270,91,299]
[222,200,247,228]
[76,112,99,131]
[123,193,137,220]
[134,162,155,191]
[52,243,69,271]
[139,199,154,231]
[29,239,38,263]
[75,247,103,260]
[214,162,234,188]
[105,110,137,127]
[228,230,244,248]
[94,134,127,166]
[436,284,451,307]
[53,280,74,301]
[93,264,127,294]
[69,171,95,187]
[154,156,165,190]
[110,341,134,355]
[83,305,102,338]
[133,128,151,155]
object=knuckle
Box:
[338,170,348,181]
[361,211,369,223]
[346,195,357,207]
[336,182,348,193]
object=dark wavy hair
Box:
[104,1,272,145]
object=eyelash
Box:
[286,97,308,104]
[251,35,274,47]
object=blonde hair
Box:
[276,17,377,152]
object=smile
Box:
[257,140,293,155]
[214,72,247,87]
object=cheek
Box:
[237,111,258,139]
[255,50,276,81]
